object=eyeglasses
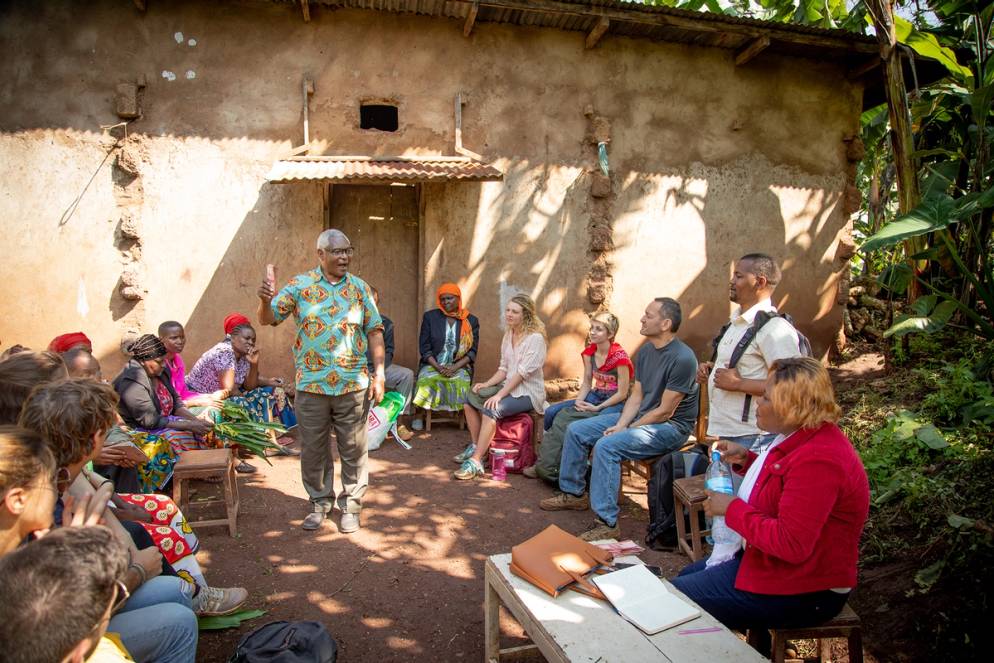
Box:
[78,579,130,649]
[111,579,131,614]
[53,467,71,495]
[325,247,354,258]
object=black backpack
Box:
[644,443,709,550]
[710,310,812,423]
[229,621,338,663]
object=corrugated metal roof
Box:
[266,157,504,182]
[287,0,877,60]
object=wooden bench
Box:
[172,448,239,537]
[673,474,711,561]
[423,407,465,432]
[748,603,863,663]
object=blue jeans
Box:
[558,412,690,526]
[671,555,849,630]
[110,576,198,663]
[543,391,609,430]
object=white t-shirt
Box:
[706,299,801,437]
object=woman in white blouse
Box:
[453,294,547,480]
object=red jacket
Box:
[724,422,869,595]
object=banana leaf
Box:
[198,609,266,631]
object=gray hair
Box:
[317,229,350,251]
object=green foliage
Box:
[852,336,994,599]
[198,609,266,631]
[855,1,994,341]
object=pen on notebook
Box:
[677,626,722,635]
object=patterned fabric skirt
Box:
[217,386,297,429]
[128,413,216,492]
[117,493,205,589]
[413,365,471,412]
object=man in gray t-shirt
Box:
[540,297,699,542]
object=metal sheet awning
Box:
[266,156,503,183]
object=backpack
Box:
[490,412,536,473]
[710,310,812,423]
[644,443,709,551]
[229,621,338,663]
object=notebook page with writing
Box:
[592,565,700,635]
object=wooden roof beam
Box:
[848,57,881,80]
[585,16,610,49]
[133,0,146,11]
[464,2,479,37]
[734,35,770,66]
[459,0,877,54]
[301,0,310,22]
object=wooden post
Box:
[463,1,479,37]
[301,0,310,22]
[585,16,610,49]
[868,0,922,297]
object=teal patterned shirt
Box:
[271,268,383,396]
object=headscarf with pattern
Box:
[436,283,474,361]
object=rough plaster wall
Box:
[0,0,860,382]
[0,131,125,363]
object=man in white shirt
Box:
[697,253,803,452]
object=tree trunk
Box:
[869,0,923,299]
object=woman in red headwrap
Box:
[412,284,481,416]
[47,332,92,354]
[185,314,298,470]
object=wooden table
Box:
[484,553,767,663]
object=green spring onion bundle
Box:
[211,401,286,465]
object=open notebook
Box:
[592,565,701,635]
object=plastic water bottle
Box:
[705,450,738,549]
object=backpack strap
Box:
[709,322,732,364]
[733,311,779,422]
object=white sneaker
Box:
[193,585,248,616]
[340,512,360,534]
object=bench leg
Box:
[847,629,863,663]
[426,409,433,432]
[225,459,238,537]
[688,504,703,561]
[484,575,500,662]
[770,631,788,663]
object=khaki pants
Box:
[296,389,370,514]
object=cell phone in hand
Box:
[613,562,663,577]
[266,263,276,288]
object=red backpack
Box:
[489,412,536,473]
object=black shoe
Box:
[235,461,257,474]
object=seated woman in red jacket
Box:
[672,357,869,630]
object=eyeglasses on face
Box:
[54,467,71,494]
[325,247,354,258]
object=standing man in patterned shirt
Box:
[257,229,385,534]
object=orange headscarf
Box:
[437,283,474,360]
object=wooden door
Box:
[329,184,420,371]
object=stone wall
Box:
[0,0,861,382]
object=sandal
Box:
[452,443,476,464]
[453,458,484,480]
[235,461,257,474]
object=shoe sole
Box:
[302,517,326,531]
[198,599,249,617]
[539,500,589,511]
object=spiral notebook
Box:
[591,565,701,635]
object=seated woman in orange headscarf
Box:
[412,284,480,415]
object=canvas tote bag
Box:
[509,525,612,599]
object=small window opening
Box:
[360,104,398,132]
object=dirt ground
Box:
[192,424,686,662]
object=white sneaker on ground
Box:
[193,585,249,616]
